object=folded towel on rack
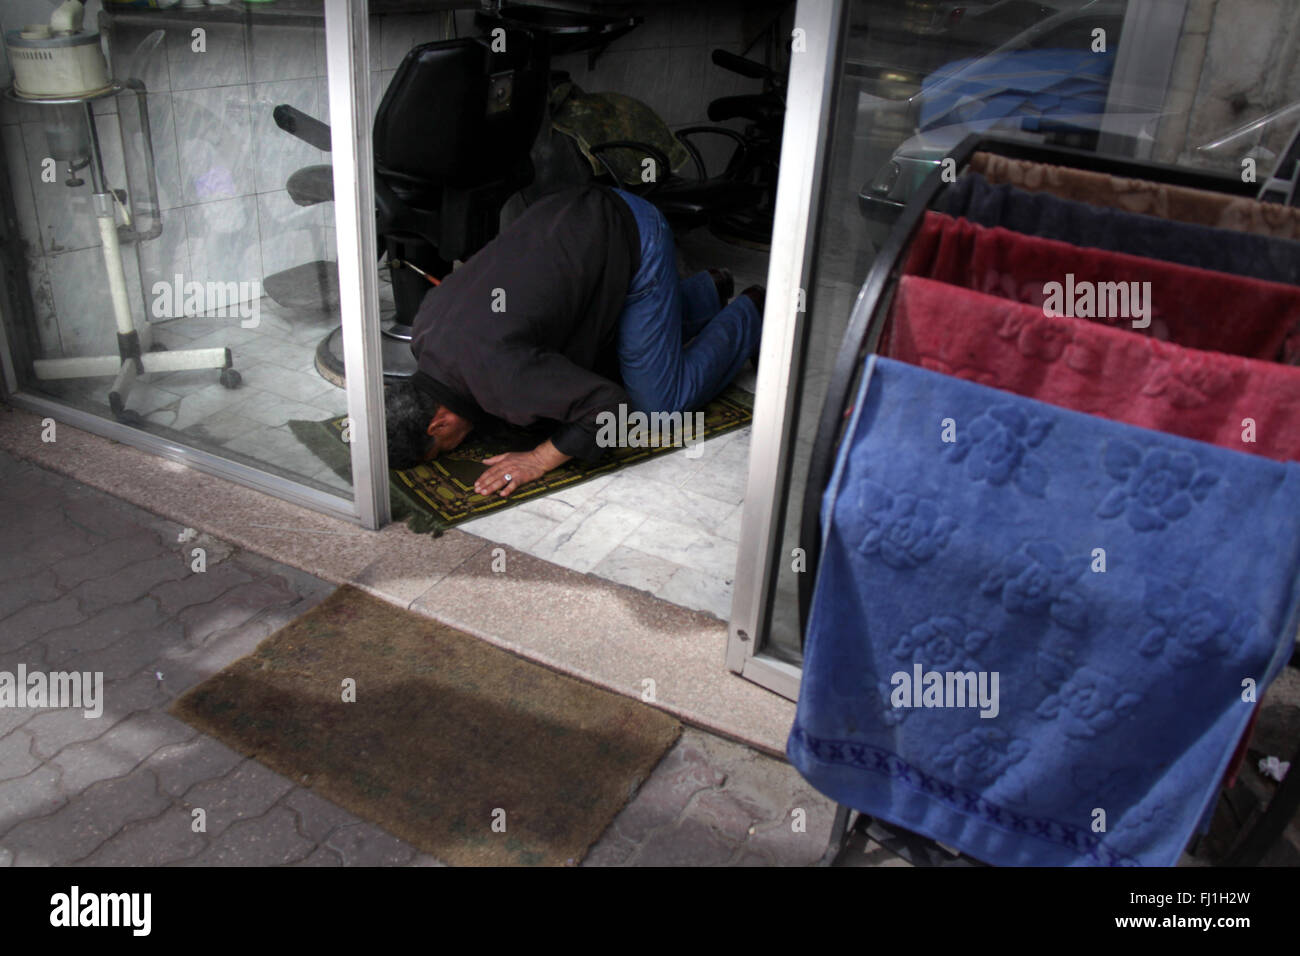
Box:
[887,275,1300,461]
[888,276,1287,788]
[938,172,1300,286]
[970,151,1300,240]
[902,211,1300,362]
[789,356,1300,866]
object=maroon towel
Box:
[901,211,1300,362]
[887,275,1300,462]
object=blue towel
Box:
[919,49,1113,133]
[938,172,1300,286]
[789,356,1300,866]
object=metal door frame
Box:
[727,0,847,701]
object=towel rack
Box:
[799,133,1299,867]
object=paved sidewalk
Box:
[0,450,843,866]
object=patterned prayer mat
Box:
[290,386,753,534]
[171,585,682,866]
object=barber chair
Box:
[270,30,549,382]
[701,49,787,248]
[586,120,760,234]
[569,47,787,248]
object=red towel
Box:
[901,212,1300,363]
[887,275,1300,462]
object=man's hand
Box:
[475,439,572,497]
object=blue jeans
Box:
[612,188,762,414]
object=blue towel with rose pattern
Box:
[789,356,1300,866]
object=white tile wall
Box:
[166,21,248,91]
[3,2,762,362]
[0,8,456,362]
[550,0,766,179]
[250,77,323,195]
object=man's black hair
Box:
[384,379,434,470]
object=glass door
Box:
[0,0,389,527]
[730,0,1299,698]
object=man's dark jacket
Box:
[409,185,640,461]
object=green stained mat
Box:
[171,585,682,867]
[290,386,753,535]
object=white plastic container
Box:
[5,29,111,100]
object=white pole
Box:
[96,205,135,338]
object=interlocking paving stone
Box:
[24,706,121,762]
[102,670,173,715]
[47,532,172,591]
[180,760,297,839]
[182,805,316,866]
[142,735,245,800]
[582,829,639,867]
[71,555,190,617]
[325,823,419,867]
[59,494,166,542]
[70,626,184,683]
[171,578,301,646]
[283,786,367,843]
[0,569,61,621]
[50,711,195,794]
[633,816,738,866]
[152,604,315,690]
[149,562,254,618]
[745,813,833,867]
[0,476,63,515]
[0,705,38,738]
[0,730,38,782]
[0,766,66,839]
[7,521,102,575]
[78,806,209,866]
[0,595,86,654]
[3,766,169,865]
[214,598,331,651]
[0,449,884,867]
[583,729,838,867]
[692,787,773,843]
[603,737,728,844]
[41,596,171,667]
[292,846,344,867]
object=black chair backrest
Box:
[373,32,548,206]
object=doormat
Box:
[170,585,682,867]
[289,386,752,535]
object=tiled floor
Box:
[460,425,750,621]
[33,299,351,496]
[25,226,771,624]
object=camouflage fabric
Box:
[550,81,691,186]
